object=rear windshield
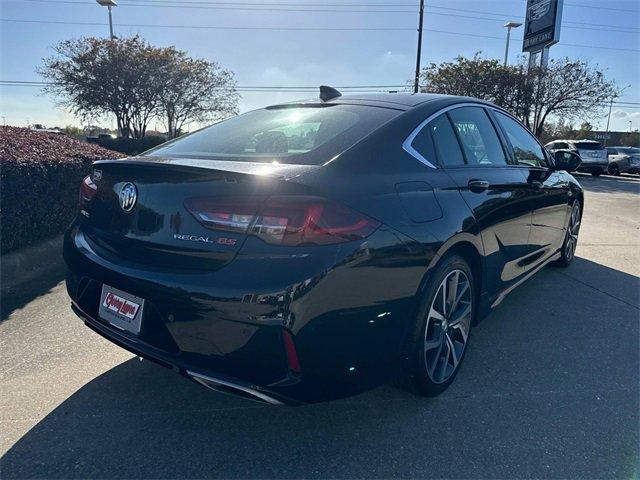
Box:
[575,142,604,150]
[149,104,399,165]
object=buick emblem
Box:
[119,183,138,212]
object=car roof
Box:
[269,92,460,110]
[551,139,601,143]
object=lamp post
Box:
[96,0,117,39]
[503,21,522,66]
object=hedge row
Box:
[96,135,167,155]
[0,126,125,254]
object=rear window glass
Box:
[149,105,399,165]
[575,142,604,150]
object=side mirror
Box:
[553,150,581,172]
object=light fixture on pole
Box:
[503,21,522,66]
[96,0,117,40]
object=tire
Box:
[401,255,475,397]
[554,202,581,268]
[591,170,602,177]
[608,163,620,176]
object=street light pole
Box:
[108,5,114,39]
[503,22,522,66]
[96,0,117,40]
[413,0,424,94]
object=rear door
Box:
[492,110,571,258]
[429,105,535,289]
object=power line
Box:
[425,4,638,31]
[2,81,637,106]
[18,0,640,33]
[118,0,639,13]
[564,1,639,13]
[0,18,414,31]
[0,80,409,90]
[2,18,639,52]
[17,0,419,14]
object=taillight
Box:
[184,195,380,246]
[79,175,97,207]
[282,329,301,373]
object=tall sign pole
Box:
[413,0,425,94]
[523,0,564,136]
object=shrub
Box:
[0,126,125,254]
[98,135,167,155]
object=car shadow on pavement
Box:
[0,265,66,323]
[1,256,638,479]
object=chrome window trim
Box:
[402,102,528,169]
[402,102,485,169]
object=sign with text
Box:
[523,0,564,52]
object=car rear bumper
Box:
[64,221,423,404]
[577,160,608,173]
[71,301,299,405]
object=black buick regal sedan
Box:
[64,88,583,405]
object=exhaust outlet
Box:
[187,371,284,405]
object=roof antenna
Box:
[319,85,342,102]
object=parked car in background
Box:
[545,139,608,176]
[64,89,584,405]
[606,146,640,176]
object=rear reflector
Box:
[282,330,301,373]
[79,175,97,206]
[185,195,380,246]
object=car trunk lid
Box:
[81,156,318,271]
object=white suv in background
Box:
[545,139,608,176]
[606,146,640,176]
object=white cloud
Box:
[611,110,640,120]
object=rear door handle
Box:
[468,179,490,193]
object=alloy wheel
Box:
[565,203,581,262]
[424,269,472,384]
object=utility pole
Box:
[604,98,613,146]
[413,0,424,94]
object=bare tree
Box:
[528,58,618,137]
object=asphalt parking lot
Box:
[1,173,638,479]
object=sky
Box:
[0,0,638,132]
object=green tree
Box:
[419,54,619,139]
[39,36,238,139]
[420,53,533,122]
[155,50,238,139]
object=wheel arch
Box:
[419,234,485,325]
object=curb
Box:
[1,235,65,293]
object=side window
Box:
[427,114,465,167]
[448,107,507,166]
[607,148,617,155]
[410,123,438,166]
[557,142,569,149]
[494,111,547,167]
